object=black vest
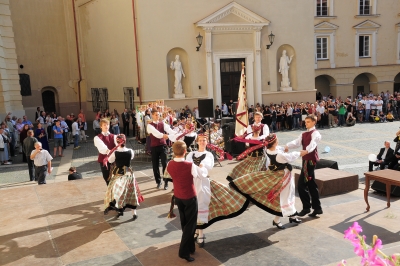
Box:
[267,153,292,171]
[192,153,206,166]
[112,150,132,175]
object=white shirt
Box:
[94,132,118,155]
[266,146,300,168]
[31,149,53,166]
[72,122,79,136]
[286,107,293,116]
[245,122,270,140]
[108,146,134,163]
[316,105,325,114]
[146,121,175,139]
[374,100,383,111]
[286,126,322,153]
[381,148,388,160]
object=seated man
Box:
[68,166,82,181]
[346,113,356,127]
[368,141,394,171]
[369,110,379,123]
[379,111,387,123]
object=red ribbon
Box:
[103,136,126,169]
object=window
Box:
[123,87,134,111]
[316,0,328,16]
[359,35,370,57]
[91,88,109,112]
[359,0,371,15]
[316,37,328,60]
[19,74,31,96]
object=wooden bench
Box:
[294,168,358,197]
[364,169,400,211]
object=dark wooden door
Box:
[394,83,400,93]
[220,58,244,104]
[42,90,56,113]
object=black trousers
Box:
[27,158,35,181]
[123,123,129,136]
[175,196,197,258]
[151,145,168,185]
[35,165,48,184]
[62,132,68,149]
[369,160,387,171]
[131,123,136,137]
[99,162,111,185]
[298,160,321,210]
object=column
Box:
[330,32,336,68]
[204,28,213,99]
[254,28,262,104]
[372,31,377,66]
[355,33,359,67]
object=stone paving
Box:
[1,121,400,265]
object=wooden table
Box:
[364,169,400,211]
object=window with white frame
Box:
[316,0,328,16]
[359,35,370,57]
[359,0,371,15]
[316,37,328,60]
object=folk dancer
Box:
[228,112,269,180]
[104,134,144,220]
[94,119,118,185]
[285,114,323,217]
[146,109,176,190]
[228,134,301,229]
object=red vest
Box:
[97,134,115,163]
[150,122,166,147]
[302,129,319,162]
[167,161,196,199]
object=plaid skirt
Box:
[227,156,266,181]
[104,173,144,211]
[197,180,249,229]
[229,170,286,217]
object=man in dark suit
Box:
[122,108,130,137]
[368,141,394,171]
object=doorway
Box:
[42,90,56,113]
[220,58,244,104]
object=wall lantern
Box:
[266,31,275,49]
[196,33,203,51]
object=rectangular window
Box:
[359,0,371,15]
[359,35,370,57]
[19,74,32,96]
[91,88,100,112]
[91,88,109,112]
[316,0,328,16]
[123,87,134,111]
[316,37,328,60]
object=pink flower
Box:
[354,243,365,257]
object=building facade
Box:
[314,0,400,98]
[2,0,400,121]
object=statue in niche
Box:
[170,55,185,96]
[279,50,294,91]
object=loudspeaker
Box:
[371,181,400,197]
[198,99,214,118]
[222,122,235,153]
[315,159,339,170]
[232,102,238,117]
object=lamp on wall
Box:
[196,33,203,51]
[266,31,275,49]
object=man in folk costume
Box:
[285,114,323,217]
[94,119,118,185]
[146,109,176,190]
[227,134,302,229]
[245,111,269,141]
[166,140,207,262]
[104,134,143,220]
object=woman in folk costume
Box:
[136,106,146,144]
[227,119,268,180]
[104,134,144,221]
[166,133,249,247]
[228,133,302,230]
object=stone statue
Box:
[279,50,293,91]
[170,55,185,98]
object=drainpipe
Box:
[72,0,82,110]
[132,0,142,104]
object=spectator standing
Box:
[52,120,64,157]
[110,113,120,134]
[23,130,38,181]
[68,166,82,181]
[60,117,69,149]
[5,115,16,157]
[78,109,87,130]
[22,115,34,129]
[338,102,346,127]
[35,107,41,122]
[34,123,50,152]
[30,142,53,185]
[72,118,80,150]
[0,127,11,165]
[131,109,137,137]
[221,102,229,117]
[214,105,221,120]
[46,114,53,139]
[93,117,101,135]
[78,117,87,143]
[122,108,130,137]
[65,115,73,145]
